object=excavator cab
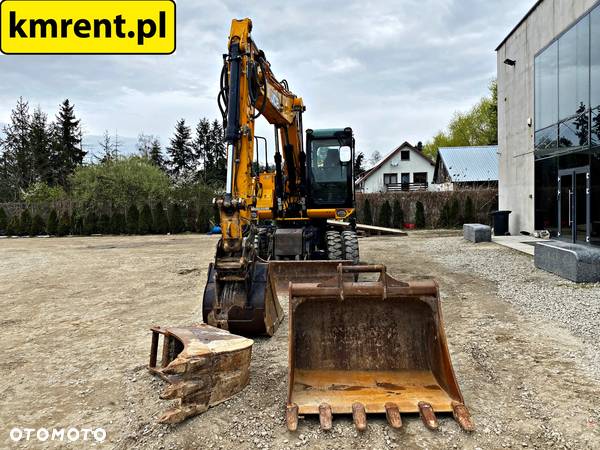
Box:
[305,128,355,212]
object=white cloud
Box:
[0,0,536,160]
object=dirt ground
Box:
[1,233,599,449]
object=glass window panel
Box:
[558,113,589,150]
[591,7,600,108]
[559,16,590,119]
[535,125,558,155]
[591,107,600,147]
[535,42,558,130]
[534,157,558,235]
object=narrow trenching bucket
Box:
[285,265,474,432]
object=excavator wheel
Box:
[325,231,344,260]
[341,231,360,264]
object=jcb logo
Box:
[0,0,176,54]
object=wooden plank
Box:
[327,220,407,236]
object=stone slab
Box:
[534,241,600,283]
[463,224,492,243]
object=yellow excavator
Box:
[150,18,474,432]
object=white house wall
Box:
[361,151,434,193]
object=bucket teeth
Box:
[384,402,403,429]
[286,403,299,432]
[418,402,439,430]
[352,403,367,432]
[318,403,333,431]
[452,402,475,432]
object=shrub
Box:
[6,215,19,236]
[30,214,46,236]
[169,203,184,234]
[415,201,426,229]
[70,156,171,210]
[98,213,111,234]
[138,203,153,235]
[392,199,404,229]
[83,211,97,235]
[20,210,32,236]
[153,202,169,234]
[47,209,59,235]
[22,182,66,204]
[57,212,71,236]
[197,206,210,233]
[0,207,7,233]
[378,200,392,228]
[362,198,373,225]
[111,212,126,234]
[438,201,450,228]
[71,213,84,235]
[464,196,475,223]
[186,206,197,232]
[449,198,460,228]
[126,204,139,234]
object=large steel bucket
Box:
[285,265,474,432]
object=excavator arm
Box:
[218,18,305,254]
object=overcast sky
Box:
[0,0,534,160]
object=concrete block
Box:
[463,224,492,243]
[534,241,600,283]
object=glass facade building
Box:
[534,4,600,246]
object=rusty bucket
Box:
[285,265,474,432]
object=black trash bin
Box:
[490,210,511,236]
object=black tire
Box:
[342,230,360,264]
[325,231,344,260]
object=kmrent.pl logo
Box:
[0,0,176,54]
[9,427,107,443]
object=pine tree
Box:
[0,207,7,233]
[98,130,115,163]
[415,201,426,229]
[57,212,71,236]
[47,209,59,235]
[30,213,46,236]
[363,198,373,225]
[392,199,404,229]
[138,203,153,235]
[29,106,53,184]
[194,118,211,182]
[169,203,184,233]
[98,213,110,234]
[6,215,19,236]
[167,119,194,180]
[53,99,85,186]
[126,204,139,234]
[149,139,166,170]
[0,98,32,197]
[197,206,209,233]
[153,202,169,234]
[378,200,392,228]
[83,211,97,235]
[210,120,226,183]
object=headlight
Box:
[336,210,348,218]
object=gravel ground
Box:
[426,234,600,382]
[1,233,599,449]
